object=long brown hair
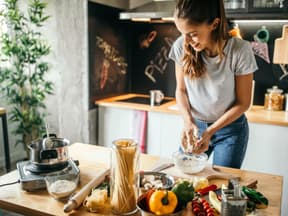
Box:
[175,0,229,79]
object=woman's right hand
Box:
[181,120,199,153]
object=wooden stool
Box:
[0,108,10,172]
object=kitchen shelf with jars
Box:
[224,0,288,19]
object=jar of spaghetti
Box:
[110,139,139,215]
[264,86,284,111]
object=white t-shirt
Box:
[169,36,258,122]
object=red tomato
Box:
[206,208,214,214]
[217,194,222,201]
[145,189,155,211]
[203,205,211,211]
[203,202,210,207]
[199,198,207,203]
[192,202,200,207]
[193,207,200,214]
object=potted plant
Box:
[0,0,53,157]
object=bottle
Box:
[110,138,139,215]
[264,86,284,111]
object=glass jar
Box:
[285,94,288,112]
[264,86,284,111]
[110,139,139,215]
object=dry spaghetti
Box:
[110,139,139,215]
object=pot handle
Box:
[40,149,58,160]
[43,133,57,139]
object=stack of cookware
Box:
[17,134,80,191]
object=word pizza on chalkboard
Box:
[144,37,174,83]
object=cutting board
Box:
[150,159,240,181]
[163,164,240,181]
[273,24,288,64]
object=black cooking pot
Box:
[28,134,70,166]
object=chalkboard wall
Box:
[128,23,180,97]
[88,2,129,108]
[89,2,288,108]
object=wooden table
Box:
[0,143,283,216]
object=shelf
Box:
[227,12,288,20]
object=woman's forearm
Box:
[175,88,195,125]
[207,102,249,135]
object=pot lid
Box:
[267,85,283,94]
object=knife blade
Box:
[150,162,175,172]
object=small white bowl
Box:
[45,173,79,200]
[172,151,208,174]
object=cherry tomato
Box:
[217,194,222,201]
[206,208,214,214]
[193,207,200,214]
[203,202,210,206]
[203,204,211,211]
[200,198,207,203]
[145,189,155,211]
[207,213,214,216]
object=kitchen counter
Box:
[96,93,178,114]
[0,143,282,216]
[96,93,288,127]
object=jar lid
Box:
[267,86,283,94]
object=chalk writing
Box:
[279,64,288,80]
[145,37,174,83]
[96,36,127,74]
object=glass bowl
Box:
[45,173,79,200]
[172,151,208,174]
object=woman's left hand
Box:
[193,129,212,154]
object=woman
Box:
[169,0,258,168]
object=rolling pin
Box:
[63,168,110,213]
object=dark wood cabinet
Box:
[225,0,288,19]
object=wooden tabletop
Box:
[0,143,283,216]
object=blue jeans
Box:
[195,114,249,169]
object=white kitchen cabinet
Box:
[242,122,288,216]
[98,106,134,147]
[98,106,183,157]
[146,111,183,157]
